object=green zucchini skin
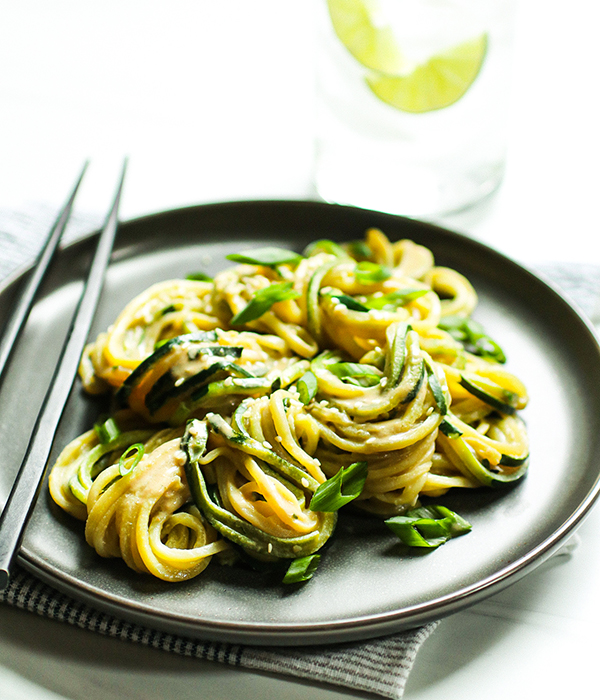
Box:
[424,356,448,415]
[318,324,425,420]
[69,428,155,503]
[438,415,528,487]
[438,417,462,438]
[458,375,518,415]
[145,358,251,415]
[306,260,338,345]
[116,331,218,407]
[181,419,336,559]
[205,413,322,492]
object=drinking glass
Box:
[314,0,517,218]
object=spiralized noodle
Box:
[49,228,529,582]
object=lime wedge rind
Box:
[326,0,489,114]
[365,34,488,113]
[327,0,406,74]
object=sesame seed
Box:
[263,441,273,449]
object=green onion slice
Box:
[226,247,302,267]
[355,261,391,284]
[310,461,368,512]
[345,240,372,260]
[329,294,370,312]
[118,443,145,477]
[439,315,506,363]
[328,362,381,387]
[230,281,300,325]
[303,239,348,258]
[186,272,213,282]
[385,505,471,548]
[365,288,428,311]
[94,417,121,444]
[297,371,318,404]
[282,554,321,584]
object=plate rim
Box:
[3,199,600,645]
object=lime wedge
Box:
[366,34,488,113]
[327,0,405,74]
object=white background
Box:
[1,1,600,699]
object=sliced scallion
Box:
[296,371,318,404]
[329,294,370,312]
[230,281,300,325]
[355,261,391,284]
[186,272,213,282]
[385,505,471,548]
[345,240,372,260]
[438,315,506,363]
[282,554,321,584]
[226,247,302,267]
[303,239,347,258]
[328,362,381,387]
[365,288,428,311]
[94,417,121,444]
[118,443,145,477]
[309,461,368,512]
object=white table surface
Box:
[1,1,600,699]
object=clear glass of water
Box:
[314,0,517,218]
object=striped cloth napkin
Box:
[0,204,597,699]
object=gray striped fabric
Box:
[0,204,597,699]
[0,565,438,699]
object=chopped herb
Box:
[186,272,213,282]
[282,554,321,584]
[310,461,368,512]
[328,362,381,387]
[355,261,391,285]
[346,240,372,260]
[297,371,318,404]
[94,416,121,444]
[385,505,471,548]
[365,288,428,311]
[230,282,300,325]
[304,239,348,258]
[438,315,506,363]
[118,443,145,477]
[226,247,302,267]
[328,293,370,312]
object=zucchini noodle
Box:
[49,228,529,582]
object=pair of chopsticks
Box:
[0,161,128,589]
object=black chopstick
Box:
[0,162,88,383]
[0,160,127,589]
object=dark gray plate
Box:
[1,200,599,646]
